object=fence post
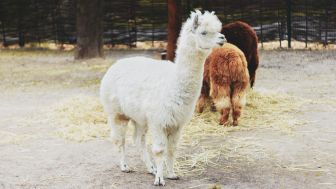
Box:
[286,0,292,48]
[18,6,25,47]
[305,0,308,48]
[319,17,322,42]
[151,0,154,47]
[51,3,58,45]
[133,0,137,47]
[127,0,135,47]
[1,20,6,46]
[324,7,328,46]
[277,6,282,48]
[259,0,263,48]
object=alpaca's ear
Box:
[192,14,199,33]
[211,11,215,15]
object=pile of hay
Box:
[176,89,308,175]
[51,89,307,175]
[54,95,109,142]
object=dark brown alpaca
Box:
[222,21,259,88]
[196,43,249,126]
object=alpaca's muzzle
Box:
[217,34,226,46]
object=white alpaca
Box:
[100,10,224,186]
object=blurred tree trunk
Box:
[167,0,181,61]
[75,0,103,59]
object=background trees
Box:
[1,0,336,59]
[75,0,104,59]
[167,0,181,61]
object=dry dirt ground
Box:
[0,49,336,189]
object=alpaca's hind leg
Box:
[248,52,259,88]
[166,128,181,180]
[231,82,247,126]
[249,71,256,88]
[151,127,168,186]
[210,84,231,125]
[196,93,206,113]
[109,114,130,172]
[196,80,210,113]
[134,124,156,175]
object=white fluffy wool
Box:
[99,10,224,185]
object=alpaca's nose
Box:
[217,34,226,46]
[219,35,227,42]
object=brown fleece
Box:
[196,43,249,126]
[222,21,259,87]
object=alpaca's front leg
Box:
[135,125,156,175]
[108,115,130,172]
[119,139,129,172]
[166,129,181,180]
[152,128,168,186]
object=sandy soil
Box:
[0,49,336,189]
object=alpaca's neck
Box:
[175,48,206,81]
[172,41,209,105]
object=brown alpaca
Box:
[196,43,249,126]
[222,21,259,88]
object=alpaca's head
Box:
[180,10,225,51]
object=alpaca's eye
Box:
[201,31,207,36]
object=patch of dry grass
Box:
[54,95,109,142]
[0,130,31,145]
[176,89,309,175]
[50,89,308,175]
[0,56,111,92]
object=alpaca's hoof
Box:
[233,120,239,126]
[167,174,180,180]
[120,164,131,173]
[154,176,165,186]
[210,105,217,112]
[221,122,230,126]
[196,106,204,113]
[219,118,229,126]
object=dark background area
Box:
[0,0,335,48]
